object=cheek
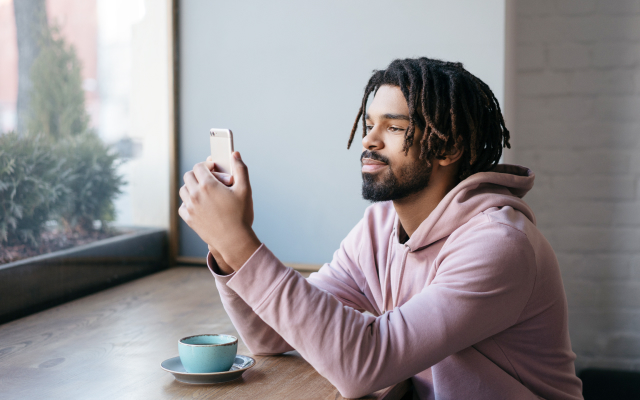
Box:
[393,156,430,180]
[388,158,411,179]
[390,133,422,160]
[389,151,420,169]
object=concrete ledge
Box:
[0,227,168,324]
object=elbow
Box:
[317,354,381,398]
[335,383,373,399]
[331,376,377,399]
[250,348,286,356]
[245,343,283,356]
[244,339,292,357]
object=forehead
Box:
[366,85,409,119]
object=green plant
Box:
[1,22,124,248]
[58,132,124,232]
[26,25,89,139]
[0,132,70,245]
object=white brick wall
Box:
[511,0,640,372]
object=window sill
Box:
[0,227,168,324]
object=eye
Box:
[365,125,374,132]
[388,126,406,133]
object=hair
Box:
[347,57,510,181]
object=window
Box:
[0,0,174,323]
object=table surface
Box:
[0,267,410,399]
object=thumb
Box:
[232,151,250,189]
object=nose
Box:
[362,126,384,151]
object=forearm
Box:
[208,252,293,355]
[216,280,294,355]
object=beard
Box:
[361,150,432,202]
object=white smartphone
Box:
[209,128,234,175]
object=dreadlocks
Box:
[347,57,510,181]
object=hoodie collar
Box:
[401,164,536,251]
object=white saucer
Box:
[161,354,255,384]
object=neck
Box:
[392,171,458,238]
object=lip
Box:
[179,334,238,347]
[361,158,388,173]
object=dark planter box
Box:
[0,227,168,324]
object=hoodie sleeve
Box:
[207,219,377,355]
[207,252,294,355]
[224,220,537,399]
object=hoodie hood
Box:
[404,164,536,251]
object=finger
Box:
[183,171,199,193]
[206,156,212,162]
[205,160,218,172]
[210,161,223,173]
[231,151,250,190]
[179,185,191,203]
[212,171,233,186]
[209,162,230,174]
[193,162,216,185]
[178,202,190,224]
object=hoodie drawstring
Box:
[392,245,411,309]
[381,230,395,312]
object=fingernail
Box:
[234,152,241,160]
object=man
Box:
[179,58,583,399]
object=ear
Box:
[437,138,464,167]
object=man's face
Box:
[361,85,431,202]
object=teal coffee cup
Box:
[178,334,238,373]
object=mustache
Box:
[360,150,390,165]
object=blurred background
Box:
[0,0,638,380]
[505,0,640,374]
[0,0,170,238]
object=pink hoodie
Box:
[208,165,583,399]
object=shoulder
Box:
[449,205,535,245]
[436,208,538,287]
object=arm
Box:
[207,252,295,355]
[225,223,536,399]
[209,219,379,355]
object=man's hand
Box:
[179,152,261,271]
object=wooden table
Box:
[0,267,411,399]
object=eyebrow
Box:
[365,113,411,122]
